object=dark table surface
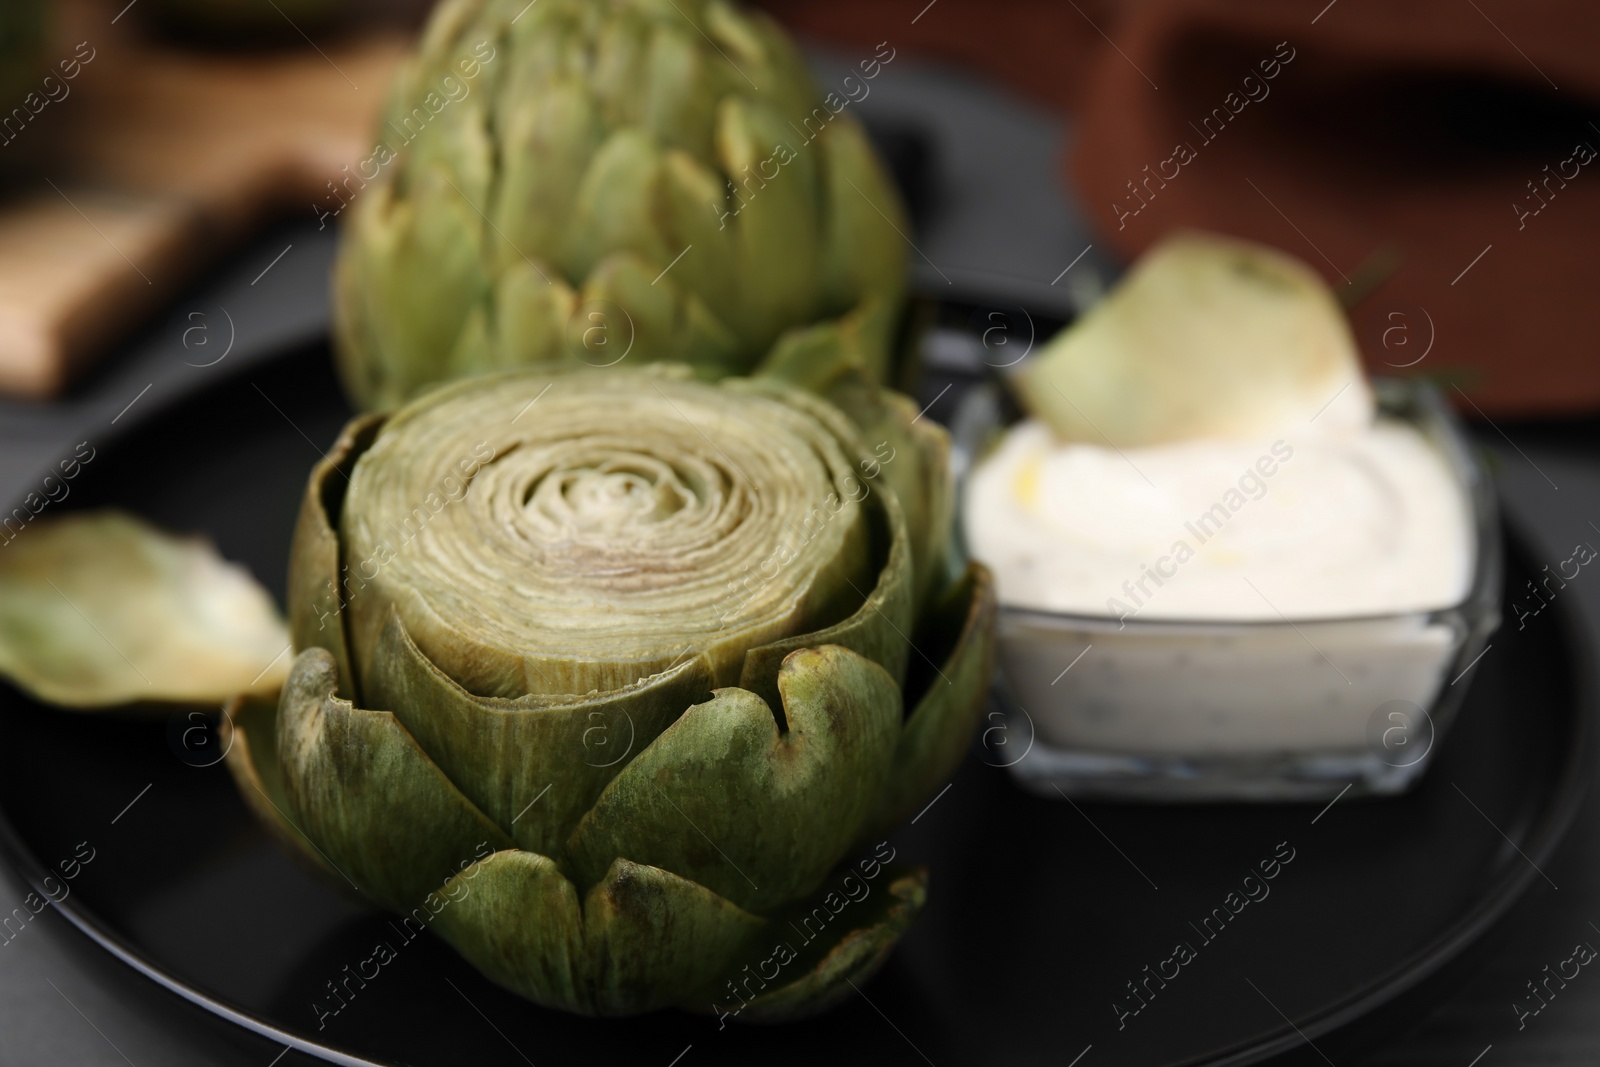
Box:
[0,50,1595,1067]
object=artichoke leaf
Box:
[490,76,603,269]
[403,96,495,218]
[567,645,901,915]
[430,849,767,1016]
[408,0,480,86]
[577,251,741,373]
[222,692,355,896]
[0,510,290,708]
[584,856,767,1014]
[331,234,390,411]
[339,181,491,411]
[732,371,939,613]
[749,358,956,611]
[492,263,576,368]
[755,292,914,391]
[427,848,589,1011]
[589,8,655,134]
[365,608,717,857]
[730,865,927,1022]
[640,22,722,160]
[657,149,741,332]
[443,303,495,383]
[563,128,670,282]
[500,2,589,93]
[815,116,910,370]
[815,368,953,613]
[703,0,768,70]
[867,562,997,837]
[1015,231,1374,447]
[714,96,823,352]
[287,411,387,701]
[711,2,818,129]
[737,485,913,707]
[756,316,871,395]
[276,647,515,913]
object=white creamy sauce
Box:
[965,417,1473,622]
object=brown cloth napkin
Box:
[758,0,1600,418]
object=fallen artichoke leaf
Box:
[0,510,290,708]
[1016,230,1374,448]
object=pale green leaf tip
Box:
[0,509,289,709]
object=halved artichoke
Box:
[333,0,910,411]
[227,367,993,1017]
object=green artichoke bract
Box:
[332,0,910,412]
[226,367,993,1018]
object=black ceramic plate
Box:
[0,343,1591,1067]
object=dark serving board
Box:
[0,342,1591,1067]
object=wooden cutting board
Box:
[0,0,410,398]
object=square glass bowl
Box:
[950,378,1502,801]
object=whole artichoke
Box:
[333,0,910,411]
[226,367,994,1018]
